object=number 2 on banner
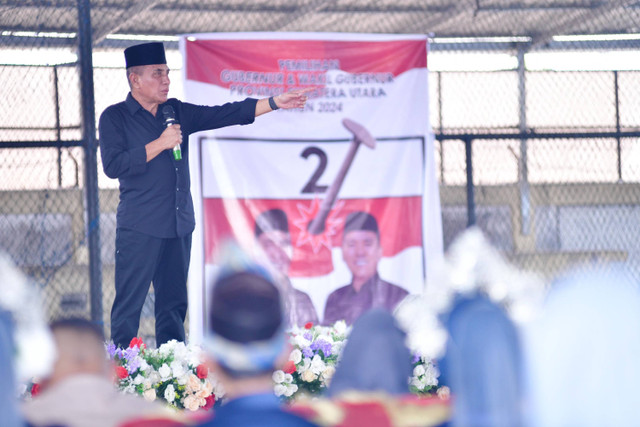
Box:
[300,146,329,194]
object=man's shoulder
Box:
[100,99,128,120]
[326,284,355,303]
[378,278,409,296]
[293,288,314,303]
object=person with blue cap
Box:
[197,254,319,427]
[99,42,311,348]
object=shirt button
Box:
[176,207,179,210]
[175,168,178,172]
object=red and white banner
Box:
[181,33,442,341]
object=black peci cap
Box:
[124,42,167,68]
[254,208,289,237]
[343,211,380,237]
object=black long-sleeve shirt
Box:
[99,93,257,238]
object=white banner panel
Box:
[182,33,442,342]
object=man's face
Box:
[257,230,292,276]
[342,230,382,283]
[131,64,170,106]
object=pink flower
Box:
[129,337,145,349]
[283,360,297,374]
[304,322,313,330]
[31,383,41,397]
[196,363,209,379]
[204,394,215,410]
[116,366,129,380]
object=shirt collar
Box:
[125,92,144,115]
[351,272,380,292]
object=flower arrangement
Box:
[410,354,440,395]
[272,321,348,399]
[271,321,443,401]
[22,322,444,409]
[108,338,224,411]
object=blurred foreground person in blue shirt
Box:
[99,42,310,347]
[197,254,318,427]
[439,295,524,427]
[526,266,640,427]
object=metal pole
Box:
[437,71,445,184]
[614,70,622,182]
[517,45,531,235]
[465,137,476,227]
[77,0,103,330]
[53,65,62,188]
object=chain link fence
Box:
[2,1,640,342]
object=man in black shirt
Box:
[99,42,309,347]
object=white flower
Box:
[301,370,317,382]
[214,382,226,399]
[411,377,427,391]
[177,372,191,386]
[333,320,347,335]
[321,366,336,383]
[274,384,287,397]
[317,334,334,345]
[173,341,188,361]
[294,335,311,348]
[17,383,27,397]
[139,359,149,372]
[170,360,187,379]
[158,340,177,356]
[284,373,293,383]
[142,379,152,390]
[158,364,171,381]
[164,384,176,403]
[309,355,326,375]
[284,383,298,397]
[149,371,162,385]
[143,388,156,402]
[289,349,302,364]
[133,374,145,385]
[272,370,285,384]
[413,364,426,377]
[422,363,440,386]
[187,349,203,367]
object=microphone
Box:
[162,105,182,161]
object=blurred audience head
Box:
[440,295,523,427]
[204,245,286,386]
[526,265,640,427]
[327,309,412,397]
[46,317,109,387]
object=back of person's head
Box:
[327,309,412,397]
[526,265,640,427]
[47,317,109,385]
[440,295,523,427]
[205,249,285,378]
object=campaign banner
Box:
[181,33,442,341]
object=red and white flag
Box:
[181,33,442,341]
